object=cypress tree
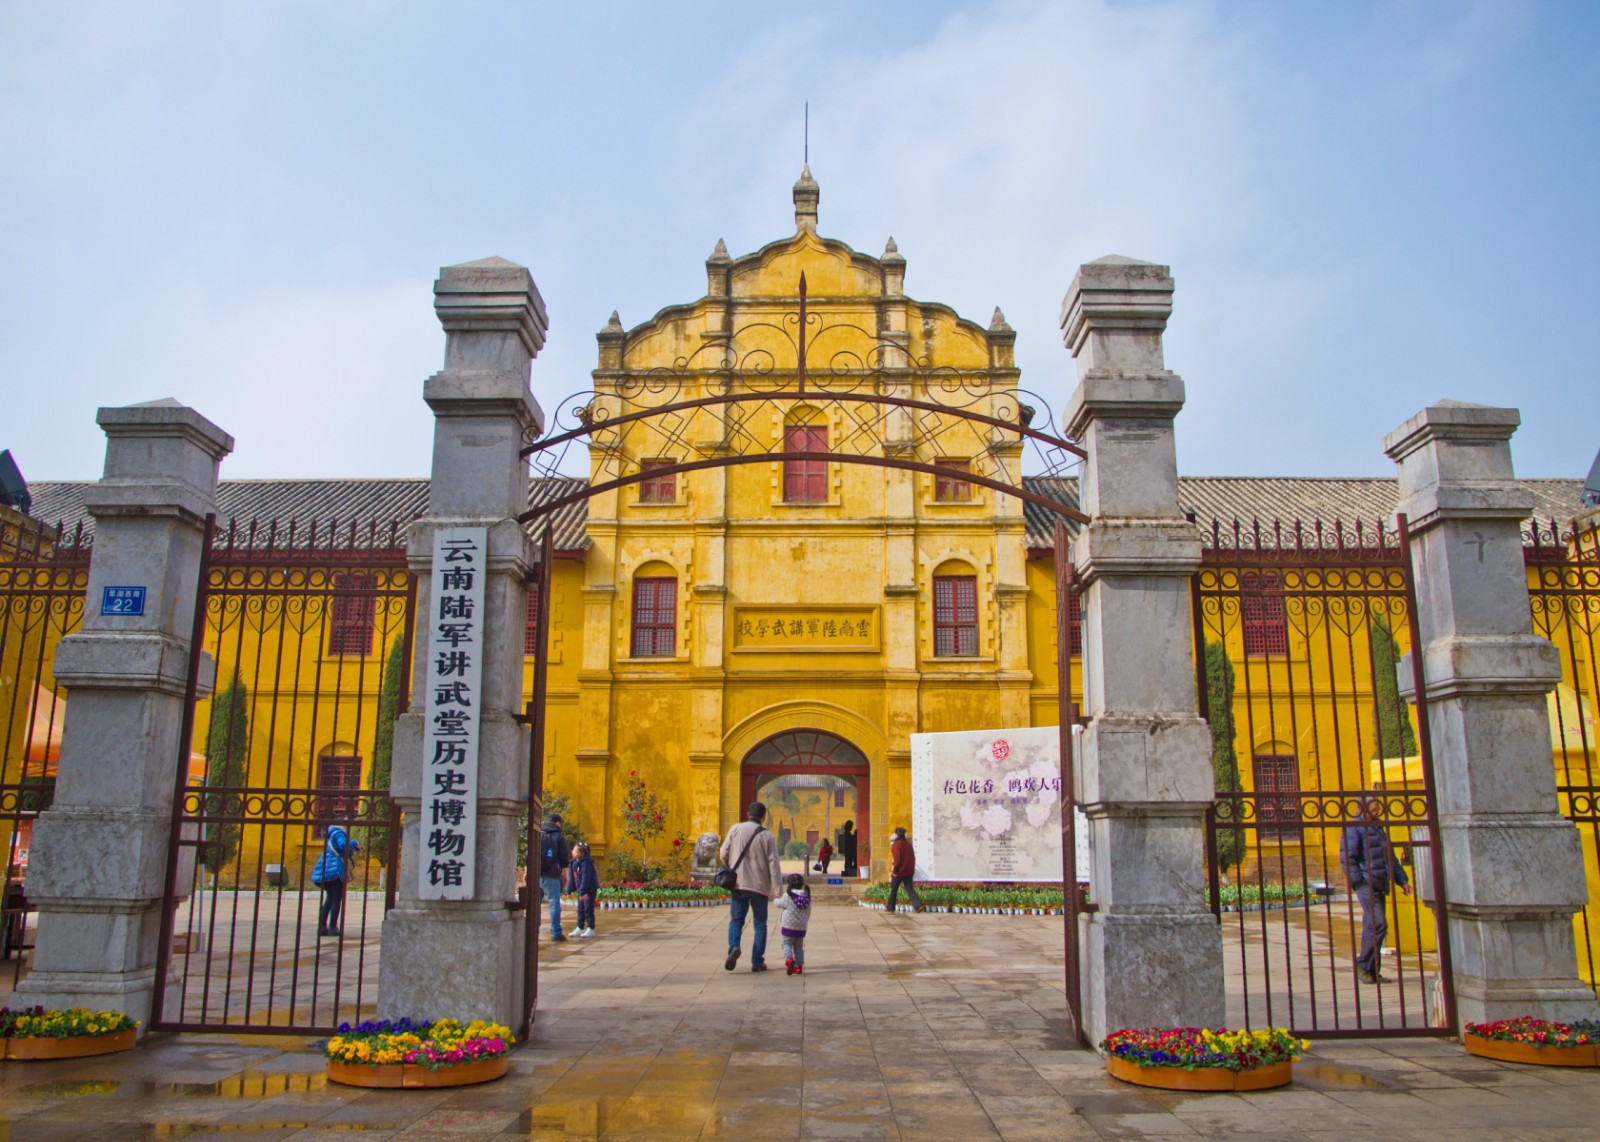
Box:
[202,676,250,868]
[1204,641,1245,875]
[358,638,407,866]
[1370,614,1418,760]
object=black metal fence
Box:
[1194,517,1455,1037]
[152,518,414,1034]
[1526,517,1600,999]
[0,523,88,983]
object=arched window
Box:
[933,569,978,656]
[631,575,677,657]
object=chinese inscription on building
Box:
[418,527,486,901]
[730,607,878,651]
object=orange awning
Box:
[24,686,206,782]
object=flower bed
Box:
[0,1006,138,1060]
[859,882,1067,914]
[599,882,726,908]
[1462,1018,1600,1067]
[1102,1027,1306,1091]
[325,1018,513,1088]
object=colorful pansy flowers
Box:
[1101,1027,1307,1072]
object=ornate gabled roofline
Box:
[606,227,999,358]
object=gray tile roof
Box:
[1022,476,1587,549]
[27,477,593,554]
[27,474,1587,557]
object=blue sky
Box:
[3,1,1596,484]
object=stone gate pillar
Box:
[1060,257,1224,1042]
[378,257,546,1027]
[17,400,233,1029]
[1384,402,1599,1023]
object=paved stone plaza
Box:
[0,903,1598,1139]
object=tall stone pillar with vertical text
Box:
[379,258,546,1027]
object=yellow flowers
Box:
[0,1006,137,1040]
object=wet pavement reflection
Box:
[0,905,1597,1138]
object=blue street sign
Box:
[102,586,146,616]
[827,878,843,886]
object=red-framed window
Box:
[1067,587,1083,657]
[834,787,846,808]
[933,574,979,656]
[631,577,677,657]
[329,574,375,657]
[1241,572,1289,657]
[523,582,542,657]
[639,459,676,504]
[1252,754,1302,838]
[783,424,828,502]
[934,459,973,502]
[316,755,363,836]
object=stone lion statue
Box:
[690,831,721,879]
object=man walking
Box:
[1341,797,1410,983]
[539,811,571,943]
[720,801,783,973]
[886,826,925,913]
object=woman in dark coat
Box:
[838,820,858,877]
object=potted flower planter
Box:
[0,1006,138,1061]
[324,1018,513,1089]
[1102,1027,1305,1091]
[1462,1018,1600,1067]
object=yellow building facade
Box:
[532,171,1051,876]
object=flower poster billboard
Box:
[909,726,1088,883]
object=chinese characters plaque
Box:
[418,527,486,901]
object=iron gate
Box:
[1527,515,1600,998]
[1193,514,1456,1037]
[0,523,89,983]
[152,516,414,1034]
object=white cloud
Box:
[160,279,442,479]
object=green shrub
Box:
[783,839,811,859]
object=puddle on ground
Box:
[1292,1061,1394,1089]
[23,1071,327,1100]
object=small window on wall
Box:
[933,459,973,502]
[1252,754,1302,839]
[783,423,828,502]
[316,755,363,837]
[523,583,542,657]
[639,460,677,504]
[933,574,979,656]
[1067,587,1083,658]
[631,577,677,657]
[329,574,375,657]
[1241,572,1289,657]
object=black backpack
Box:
[541,827,562,875]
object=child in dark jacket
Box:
[779,872,811,975]
[570,842,599,938]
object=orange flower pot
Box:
[327,1055,509,1089]
[3,1029,137,1061]
[1107,1055,1293,1091]
[1462,1034,1600,1067]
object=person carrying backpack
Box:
[313,825,360,938]
[539,812,572,942]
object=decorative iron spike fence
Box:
[1194,514,1455,1037]
[152,516,415,1034]
[1525,515,1600,999]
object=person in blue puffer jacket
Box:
[314,825,359,938]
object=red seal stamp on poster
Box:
[991,739,1010,762]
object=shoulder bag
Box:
[713,826,762,891]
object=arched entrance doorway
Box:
[738,730,870,876]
